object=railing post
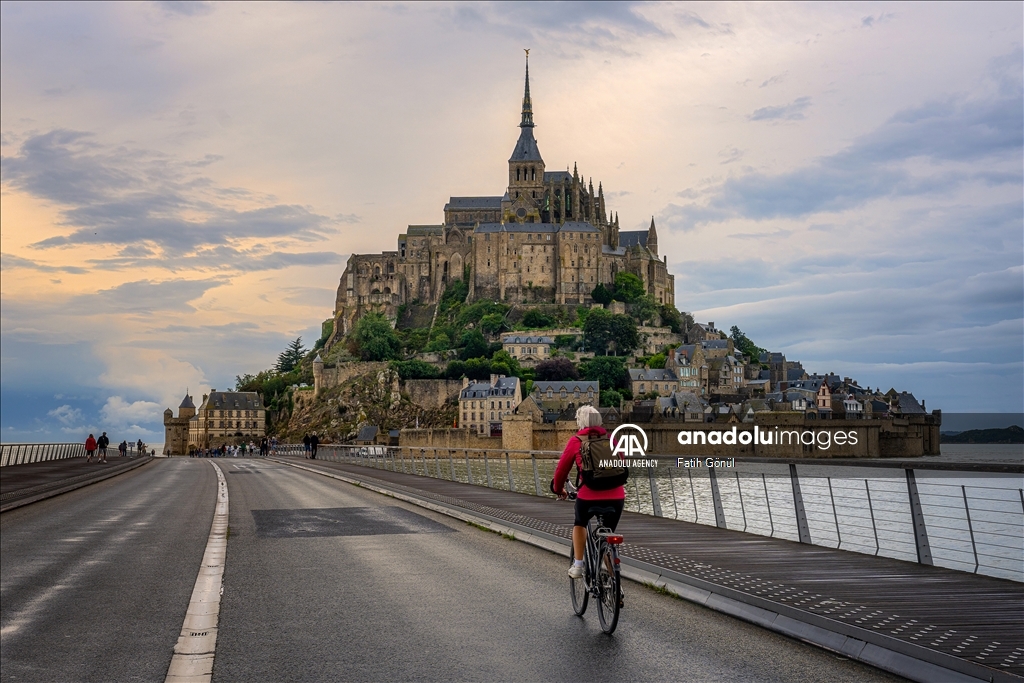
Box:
[448,451,455,481]
[667,466,679,519]
[905,469,933,565]
[505,452,514,492]
[532,455,541,496]
[688,469,699,522]
[736,471,747,532]
[828,476,841,549]
[762,473,774,537]
[435,451,442,478]
[789,464,812,544]
[465,450,472,485]
[648,466,663,517]
[866,479,879,555]
[484,452,492,488]
[707,467,725,528]
[962,485,979,573]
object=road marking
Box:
[165,461,228,683]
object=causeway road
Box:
[2,457,901,682]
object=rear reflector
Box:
[606,535,624,545]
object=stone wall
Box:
[638,326,685,355]
[398,428,501,450]
[403,379,463,409]
[313,361,388,397]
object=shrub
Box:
[534,357,580,381]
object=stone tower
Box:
[504,52,545,224]
[647,217,658,257]
[163,392,195,455]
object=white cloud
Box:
[47,404,83,427]
[100,396,163,428]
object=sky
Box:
[1,1,1021,443]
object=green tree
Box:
[313,318,334,352]
[659,304,683,333]
[599,389,622,408]
[353,313,401,361]
[583,308,614,354]
[276,337,307,373]
[579,356,628,392]
[609,314,640,355]
[534,357,580,381]
[424,332,451,353]
[479,313,508,335]
[438,278,468,315]
[459,329,489,360]
[612,272,645,303]
[390,360,441,380]
[522,309,555,329]
[730,326,766,361]
[591,282,613,305]
[629,294,659,326]
[490,350,522,377]
[648,353,666,369]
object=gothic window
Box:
[531,168,536,181]
[573,245,578,253]
[516,168,520,181]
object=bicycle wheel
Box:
[596,544,621,634]
[569,550,589,616]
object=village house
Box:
[459,375,522,437]
[628,368,680,397]
[531,380,599,409]
[502,334,554,366]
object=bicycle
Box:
[563,480,624,634]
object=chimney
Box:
[490,373,499,386]
[202,394,208,403]
[462,377,469,389]
[708,322,714,330]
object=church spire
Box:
[520,50,534,129]
[647,216,659,257]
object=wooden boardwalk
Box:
[291,457,1024,682]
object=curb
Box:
[271,458,1012,683]
[0,457,155,513]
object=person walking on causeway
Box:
[85,434,97,463]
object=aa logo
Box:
[610,423,648,458]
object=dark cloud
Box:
[78,278,223,314]
[1,252,88,274]
[451,1,666,46]
[665,74,1023,227]
[82,246,342,273]
[1,130,337,254]
[749,96,812,121]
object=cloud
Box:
[157,1,213,17]
[1,130,338,254]
[759,73,787,88]
[749,96,812,121]
[79,278,222,314]
[48,404,83,427]
[100,396,162,428]
[1,252,88,274]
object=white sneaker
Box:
[568,564,585,579]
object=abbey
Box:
[331,56,674,339]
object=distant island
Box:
[941,426,1024,444]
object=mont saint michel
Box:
[329,55,673,341]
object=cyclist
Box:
[551,405,625,579]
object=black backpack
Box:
[577,434,629,490]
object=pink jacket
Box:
[552,426,626,501]
[85,437,97,450]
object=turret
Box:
[647,216,659,257]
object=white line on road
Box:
[165,461,228,683]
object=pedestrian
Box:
[303,433,311,458]
[137,439,143,458]
[97,432,109,463]
[85,434,97,463]
[310,433,319,459]
[119,440,127,458]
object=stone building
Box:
[163,393,196,455]
[531,380,599,410]
[459,375,522,437]
[329,55,675,342]
[188,391,266,449]
[502,335,554,366]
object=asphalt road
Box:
[1,458,216,682]
[215,459,901,682]
[2,457,904,682]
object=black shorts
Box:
[574,498,624,530]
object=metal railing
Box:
[285,445,1024,583]
[2,443,85,467]
[1,442,145,467]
